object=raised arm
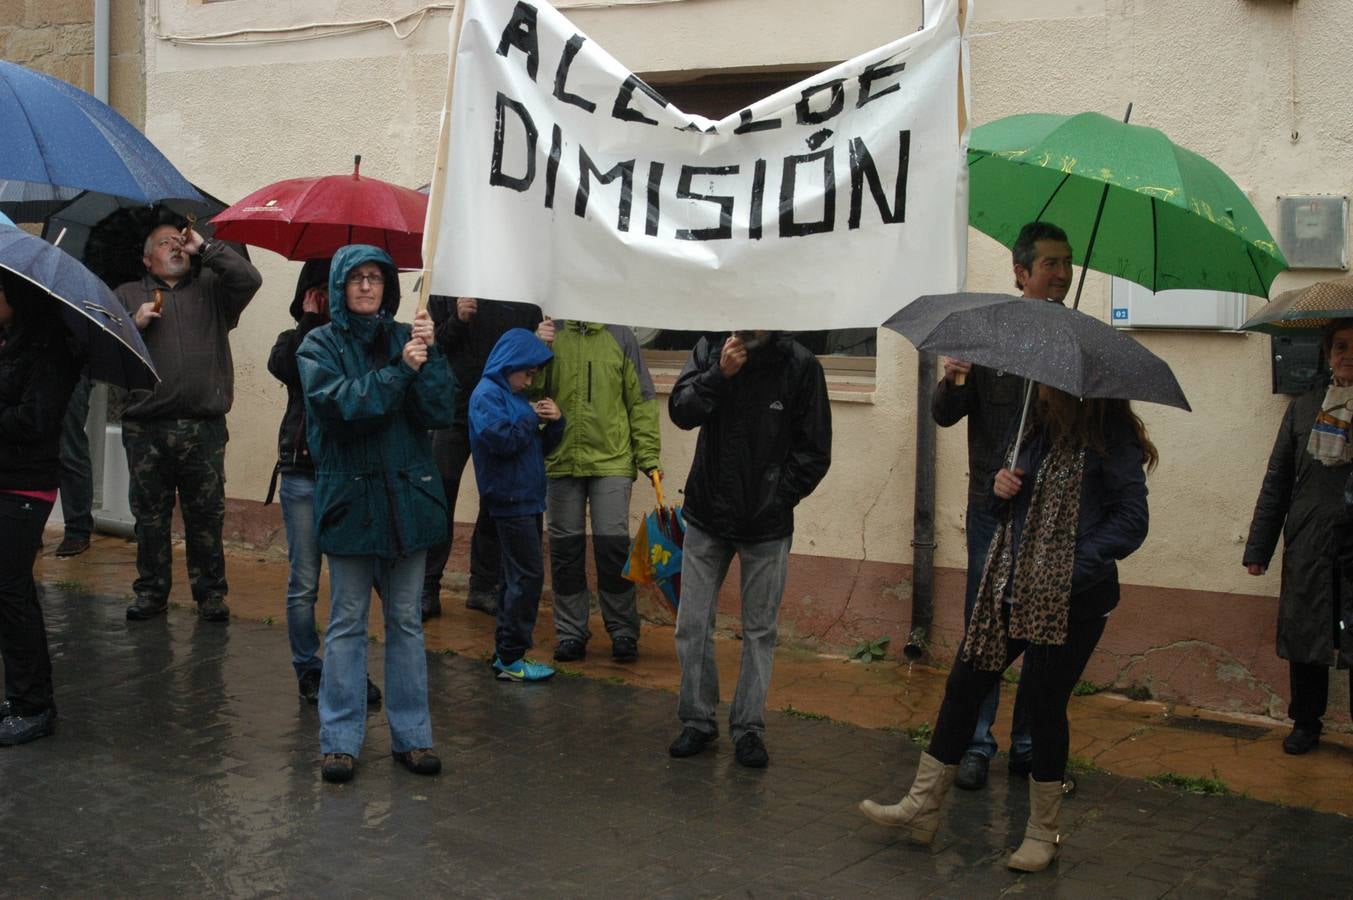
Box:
[668,336,728,430]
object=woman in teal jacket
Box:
[297,245,456,784]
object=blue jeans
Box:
[965,503,1031,760]
[319,553,431,757]
[493,514,544,665]
[675,522,791,744]
[279,473,322,679]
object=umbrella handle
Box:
[1007,378,1035,471]
[954,372,966,386]
[651,471,665,509]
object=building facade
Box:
[96,0,1353,723]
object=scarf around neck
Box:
[962,433,1086,671]
[1307,383,1353,467]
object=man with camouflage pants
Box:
[117,224,262,622]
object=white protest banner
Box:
[425,0,966,330]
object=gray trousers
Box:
[675,521,791,743]
[547,475,639,643]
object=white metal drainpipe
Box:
[88,0,136,539]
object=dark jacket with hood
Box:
[266,258,331,493]
[116,240,262,420]
[296,245,457,559]
[429,295,542,422]
[669,333,832,543]
[1244,387,1353,668]
[0,293,79,491]
[469,328,564,518]
[999,412,1150,621]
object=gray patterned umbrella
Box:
[883,292,1190,411]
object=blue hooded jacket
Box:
[470,328,564,518]
[296,245,457,558]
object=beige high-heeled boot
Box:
[1007,778,1064,872]
[858,752,959,845]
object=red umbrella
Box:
[210,156,427,267]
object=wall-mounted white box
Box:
[1109,277,1248,330]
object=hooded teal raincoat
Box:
[297,245,457,558]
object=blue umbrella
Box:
[0,60,203,207]
[0,223,157,389]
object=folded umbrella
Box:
[211,156,427,267]
[969,111,1287,305]
[622,472,685,612]
[0,60,202,208]
[0,223,157,389]
[1241,276,1353,335]
[884,292,1190,411]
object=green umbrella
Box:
[968,111,1287,306]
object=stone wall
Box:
[0,0,143,126]
[0,0,95,90]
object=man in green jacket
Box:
[535,319,661,662]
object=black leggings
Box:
[928,612,1107,782]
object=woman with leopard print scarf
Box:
[861,385,1157,873]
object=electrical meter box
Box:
[1277,195,1349,270]
[1109,277,1248,330]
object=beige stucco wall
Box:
[136,0,1350,606]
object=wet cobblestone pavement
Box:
[4,584,1352,899]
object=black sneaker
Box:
[1008,748,1033,776]
[298,669,321,703]
[553,639,586,662]
[126,595,168,621]
[465,588,498,616]
[321,753,355,783]
[669,726,716,758]
[54,535,90,558]
[198,594,230,623]
[611,636,638,662]
[1283,724,1321,755]
[366,677,382,708]
[734,732,769,768]
[421,593,442,622]
[0,707,56,747]
[955,750,990,790]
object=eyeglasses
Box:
[346,273,385,287]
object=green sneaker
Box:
[492,656,555,682]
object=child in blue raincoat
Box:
[469,328,564,682]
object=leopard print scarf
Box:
[962,435,1086,671]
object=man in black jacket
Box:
[666,330,831,768]
[421,295,542,621]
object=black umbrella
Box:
[38,188,243,289]
[883,292,1191,411]
[0,223,157,389]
